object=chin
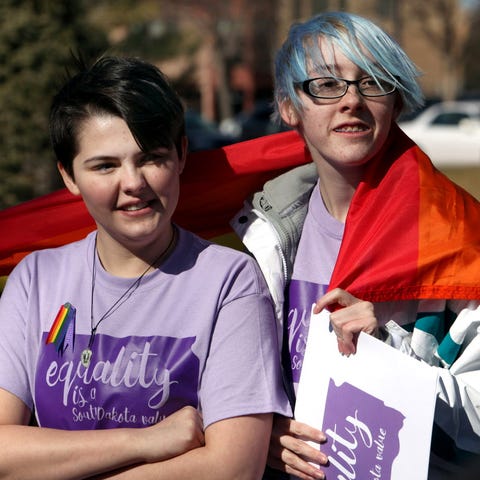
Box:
[339,156,373,168]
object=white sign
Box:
[295,310,438,480]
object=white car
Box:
[398,101,480,167]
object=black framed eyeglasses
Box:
[295,76,397,99]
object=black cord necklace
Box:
[80,226,178,367]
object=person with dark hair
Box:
[0,56,291,479]
[232,11,480,480]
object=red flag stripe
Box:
[0,131,309,276]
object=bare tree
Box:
[404,0,472,100]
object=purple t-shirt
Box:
[0,227,291,429]
[286,183,344,388]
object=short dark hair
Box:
[50,56,185,177]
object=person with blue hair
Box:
[232,11,480,480]
[273,11,423,119]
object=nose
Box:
[340,83,365,109]
[120,165,147,194]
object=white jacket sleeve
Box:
[435,300,480,453]
[386,300,480,453]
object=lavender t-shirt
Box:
[286,182,344,389]
[0,227,291,429]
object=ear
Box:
[279,100,300,127]
[393,93,404,120]
[57,162,81,196]
[178,136,188,175]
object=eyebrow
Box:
[82,155,118,164]
[309,61,380,79]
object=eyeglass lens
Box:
[306,77,395,98]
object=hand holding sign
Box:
[295,309,438,480]
[314,288,378,356]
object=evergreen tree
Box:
[0,0,107,208]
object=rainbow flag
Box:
[45,302,76,352]
[1,127,479,303]
[328,124,480,302]
[0,131,309,276]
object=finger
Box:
[270,417,328,471]
[332,314,377,355]
[330,301,376,332]
[337,336,356,356]
[313,288,358,314]
[284,462,326,480]
[329,300,375,323]
[274,416,326,443]
[331,312,377,338]
[268,449,326,480]
[274,434,328,465]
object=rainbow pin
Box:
[46,302,76,353]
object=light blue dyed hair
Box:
[274,11,424,121]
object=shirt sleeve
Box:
[198,259,292,428]
[0,260,35,409]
